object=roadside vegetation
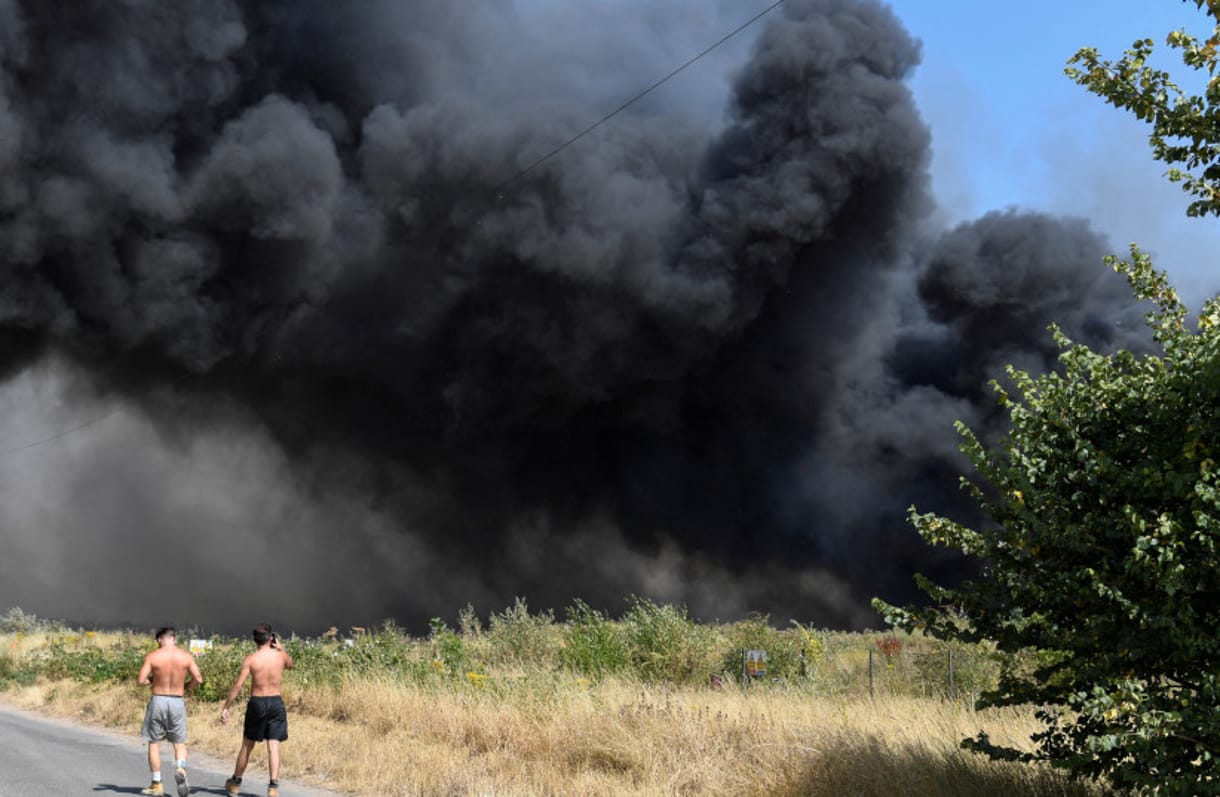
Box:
[0,603,1106,796]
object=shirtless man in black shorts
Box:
[220,623,294,797]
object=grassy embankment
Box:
[0,603,1108,796]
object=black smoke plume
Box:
[0,0,1146,632]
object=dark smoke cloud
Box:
[0,0,1147,633]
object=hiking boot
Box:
[266,785,279,797]
[140,783,164,796]
[175,766,190,796]
[224,777,241,796]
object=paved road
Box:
[0,703,349,797]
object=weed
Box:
[0,651,14,686]
[876,634,903,666]
[559,599,629,679]
[457,603,482,637]
[0,607,50,634]
[911,638,999,702]
[790,621,826,679]
[484,598,557,667]
[430,617,469,676]
[621,597,712,684]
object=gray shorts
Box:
[141,695,187,743]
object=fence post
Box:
[868,648,874,699]
[948,648,955,702]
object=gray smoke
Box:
[0,0,1146,633]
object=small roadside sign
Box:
[744,649,767,679]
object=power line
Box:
[494,0,786,196]
[0,406,122,456]
[0,371,197,457]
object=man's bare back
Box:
[138,641,202,696]
[244,642,293,696]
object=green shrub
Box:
[280,638,344,689]
[559,600,629,679]
[717,614,805,682]
[0,651,15,686]
[68,643,147,684]
[13,664,38,687]
[430,617,469,676]
[338,622,421,676]
[194,639,250,701]
[484,598,558,667]
[621,597,712,684]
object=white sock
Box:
[152,772,162,782]
[176,759,187,769]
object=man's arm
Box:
[137,653,152,686]
[271,637,294,670]
[220,658,251,724]
[186,654,204,691]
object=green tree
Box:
[1066,1,1220,217]
[875,257,1220,792]
[874,3,1220,790]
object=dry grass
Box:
[2,671,1105,797]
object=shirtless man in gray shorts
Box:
[137,626,204,796]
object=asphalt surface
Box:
[0,703,348,797]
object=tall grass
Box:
[0,604,1109,796]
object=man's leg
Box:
[266,740,280,782]
[139,701,163,792]
[234,738,257,777]
[172,743,189,796]
[225,739,257,795]
[142,742,165,794]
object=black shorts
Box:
[242,695,288,742]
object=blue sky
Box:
[885,0,1220,307]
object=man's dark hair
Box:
[252,623,274,645]
[155,626,175,641]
